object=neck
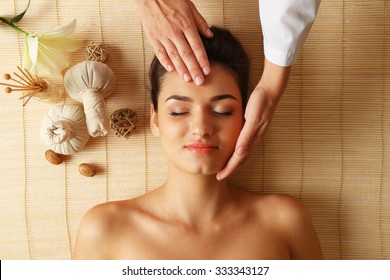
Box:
[158,166,231,228]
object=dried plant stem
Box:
[10,87,41,91]
[20,88,42,106]
[0,82,39,89]
[9,77,26,86]
[1,67,49,106]
[13,72,31,86]
[18,66,37,85]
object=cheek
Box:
[158,119,185,144]
[232,113,244,136]
[222,118,243,148]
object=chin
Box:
[185,162,225,176]
[170,153,231,176]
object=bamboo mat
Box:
[0,0,389,260]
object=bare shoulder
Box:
[230,188,305,217]
[252,193,323,259]
[256,193,309,222]
[78,201,125,233]
[73,199,138,259]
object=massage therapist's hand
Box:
[217,60,291,181]
[135,0,213,85]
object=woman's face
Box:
[150,63,244,176]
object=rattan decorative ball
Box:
[85,42,108,62]
[110,108,137,138]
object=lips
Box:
[185,143,218,155]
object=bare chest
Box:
[110,222,289,260]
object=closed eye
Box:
[169,112,189,117]
[213,111,234,116]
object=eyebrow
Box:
[165,95,193,103]
[210,94,238,102]
[165,94,238,103]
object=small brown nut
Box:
[45,150,64,165]
[79,163,96,177]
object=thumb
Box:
[216,124,255,181]
[235,116,260,155]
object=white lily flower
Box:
[23,19,83,75]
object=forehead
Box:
[158,64,242,102]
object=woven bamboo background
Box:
[0,0,389,260]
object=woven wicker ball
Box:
[110,108,137,138]
[85,42,108,62]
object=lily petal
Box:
[25,35,39,72]
[35,42,68,75]
[22,35,33,71]
[39,37,83,52]
[32,19,77,37]
[21,19,83,75]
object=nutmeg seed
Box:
[45,150,64,165]
[79,163,96,177]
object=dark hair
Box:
[149,26,250,111]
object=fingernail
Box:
[195,76,204,86]
[236,146,246,156]
[207,29,214,37]
[202,66,210,76]
[183,73,191,82]
[167,65,174,72]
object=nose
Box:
[190,110,214,137]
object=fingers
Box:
[190,1,213,39]
[155,38,203,85]
[151,28,209,85]
[153,3,211,85]
[182,28,210,83]
[216,145,248,181]
[153,39,192,82]
[188,1,212,76]
[155,32,209,85]
[174,31,207,85]
[137,0,212,85]
[168,15,210,85]
[153,41,174,73]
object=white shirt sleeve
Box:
[260,0,321,67]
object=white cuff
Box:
[263,44,297,67]
[260,0,321,67]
